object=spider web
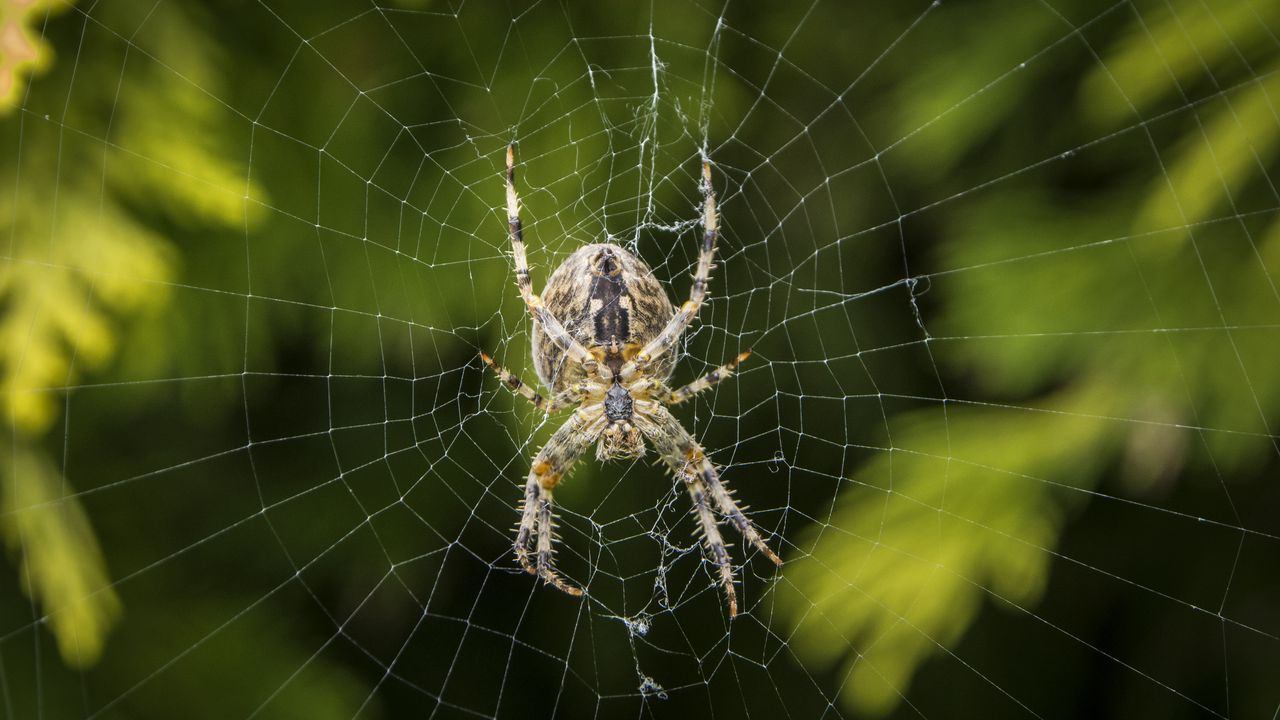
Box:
[2,0,1279,717]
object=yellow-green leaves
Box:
[0,1,264,672]
[1,442,121,667]
[1136,69,1280,233]
[781,0,1280,713]
[110,4,267,229]
[0,184,164,668]
[0,0,70,112]
[0,186,172,433]
[780,391,1110,716]
[885,4,1057,182]
[1080,0,1280,235]
[1080,0,1279,127]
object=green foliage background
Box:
[0,0,1277,718]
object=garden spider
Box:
[481,146,781,617]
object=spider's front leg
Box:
[504,145,604,379]
[621,159,719,382]
[514,406,605,597]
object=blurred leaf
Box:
[0,0,70,113]
[0,183,172,433]
[934,189,1136,396]
[0,0,269,674]
[780,388,1111,715]
[110,4,269,229]
[885,4,1057,181]
[1080,0,1280,250]
[1135,67,1280,233]
[1080,0,1280,127]
[782,0,1280,713]
[0,441,120,667]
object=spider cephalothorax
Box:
[481,146,781,617]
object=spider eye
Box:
[591,247,622,277]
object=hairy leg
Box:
[666,350,751,404]
[620,160,719,381]
[480,351,595,412]
[634,401,782,616]
[683,469,739,616]
[504,145,603,379]
[514,407,605,596]
[686,445,782,566]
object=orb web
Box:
[1,1,1278,718]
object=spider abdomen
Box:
[533,243,675,391]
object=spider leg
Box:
[514,406,605,596]
[635,401,782,617]
[684,470,738,616]
[504,145,605,379]
[621,159,719,381]
[686,444,782,567]
[666,350,751,405]
[480,352,594,412]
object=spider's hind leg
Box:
[636,402,782,617]
[683,471,739,616]
[688,447,782,567]
[516,477,582,597]
[514,408,604,597]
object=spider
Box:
[481,145,781,617]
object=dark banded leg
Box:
[691,448,782,567]
[684,473,738,616]
[638,403,782,617]
[480,352,590,412]
[504,145,603,378]
[514,408,605,596]
[621,159,719,381]
[481,351,547,408]
[667,350,751,405]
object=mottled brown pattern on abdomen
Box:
[533,243,675,392]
